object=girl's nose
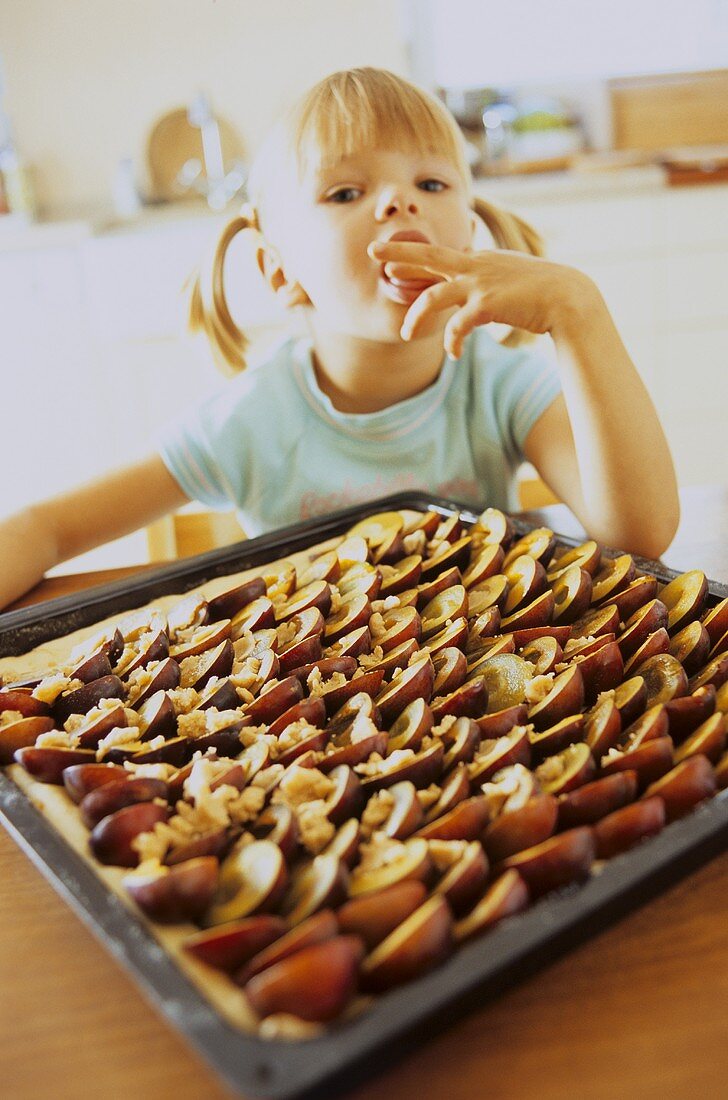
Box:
[375,188,419,220]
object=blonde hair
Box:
[188,67,543,373]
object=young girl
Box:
[0,68,679,610]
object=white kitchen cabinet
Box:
[1,175,727,571]
[478,178,728,490]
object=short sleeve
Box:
[156,382,252,510]
[504,350,562,453]
[471,330,562,462]
[463,330,561,510]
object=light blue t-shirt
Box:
[157,330,561,536]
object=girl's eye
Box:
[419,178,447,192]
[327,187,362,203]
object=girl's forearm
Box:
[551,278,680,558]
[0,506,60,609]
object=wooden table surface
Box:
[2,486,727,1100]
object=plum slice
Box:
[0,716,56,764]
[123,857,219,923]
[245,935,363,1022]
[454,869,530,942]
[502,527,556,569]
[207,841,289,926]
[593,798,666,858]
[659,570,708,635]
[359,895,453,993]
[643,755,716,820]
[337,880,427,949]
[501,827,595,897]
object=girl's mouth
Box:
[377,230,436,306]
[380,269,434,306]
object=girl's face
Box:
[269,144,475,342]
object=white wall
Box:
[1,0,408,215]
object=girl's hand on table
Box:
[368,240,598,358]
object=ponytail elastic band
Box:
[239,202,261,232]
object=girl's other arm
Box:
[0,454,190,609]
[374,241,680,560]
[523,277,680,559]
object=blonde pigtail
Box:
[187,205,262,375]
[472,195,545,347]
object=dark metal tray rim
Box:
[1,491,727,1100]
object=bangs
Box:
[247,68,472,225]
[293,69,469,181]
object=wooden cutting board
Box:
[146,107,246,202]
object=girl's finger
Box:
[383,261,446,282]
[400,281,465,341]
[369,240,475,277]
[443,299,494,360]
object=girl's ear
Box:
[256,242,311,308]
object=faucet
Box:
[177,91,247,211]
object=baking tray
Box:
[1,490,727,1100]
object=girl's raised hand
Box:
[368,240,594,359]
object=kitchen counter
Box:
[2,484,727,1099]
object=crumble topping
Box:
[296,801,335,854]
[32,673,83,704]
[355,833,407,875]
[250,763,285,792]
[232,630,256,662]
[355,749,415,777]
[481,764,534,816]
[276,620,299,649]
[349,712,380,744]
[35,729,75,749]
[179,653,212,689]
[177,708,241,741]
[183,755,249,804]
[431,714,458,738]
[369,613,386,638]
[371,595,401,613]
[525,673,556,705]
[428,839,468,871]
[277,718,320,752]
[64,698,131,735]
[360,789,395,837]
[126,663,161,705]
[535,755,565,782]
[123,761,176,780]
[307,669,348,698]
[416,783,441,810]
[239,725,277,750]
[266,566,296,602]
[167,687,201,715]
[96,728,166,760]
[0,709,25,726]
[403,530,426,555]
[114,631,160,675]
[357,645,385,670]
[271,765,334,808]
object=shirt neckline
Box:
[291,338,464,443]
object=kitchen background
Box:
[1,0,727,572]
